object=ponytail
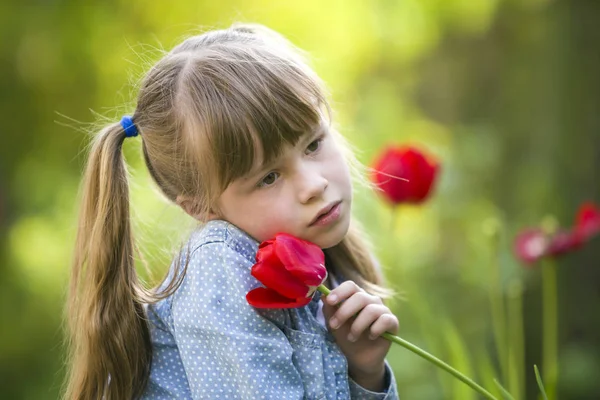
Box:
[65,122,151,400]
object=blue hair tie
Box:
[120,115,138,138]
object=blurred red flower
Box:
[246,233,328,308]
[513,228,582,265]
[371,146,440,205]
[546,230,583,257]
[514,201,599,265]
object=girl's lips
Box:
[310,201,342,227]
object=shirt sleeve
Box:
[171,241,306,400]
[348,361,399,400]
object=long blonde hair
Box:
[66,22,391,400]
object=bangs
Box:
[182,46,330,192]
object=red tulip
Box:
[574,202,600,242]
[246,233,328,309]
[371,146,440,205]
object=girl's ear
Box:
[175,195,220,221]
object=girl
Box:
[66,23,399,400]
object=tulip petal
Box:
[256,239,276,263]
[403,149,423,201]
[575,202,600,241]
[251,260,310,298]
[246,287,312,309]
[412,149,439,202]
[372,148,414,204]
[274,233,327,286]
[547,230,582,256]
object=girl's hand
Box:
[322,281,399,392]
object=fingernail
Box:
[347,333,356,342]
[329,317,339,329]
[328,294,338,304]
[369,334,377,340]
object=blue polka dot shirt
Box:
[141,220,399,399]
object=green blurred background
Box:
[1,0,599,399]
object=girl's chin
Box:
[314,223,350,249]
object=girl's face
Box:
[213,124,352,249]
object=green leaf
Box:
[534,365,549,400]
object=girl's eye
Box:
[258,171,279,188]
[306,136,324,154]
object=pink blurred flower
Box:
[514,228,583,265]
[514,229,549,264]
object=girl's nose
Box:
[297,169,328,203]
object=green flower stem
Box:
[493,379,516,400]
[487,223,509,386]
[541,259,558,400]
[317,284,499,400]
[507,279,525,400]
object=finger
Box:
[368,313,400,339]
[328,291,376,330]
[346,303,388,341]
[321,299,336,321]
[326,280,373,306]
